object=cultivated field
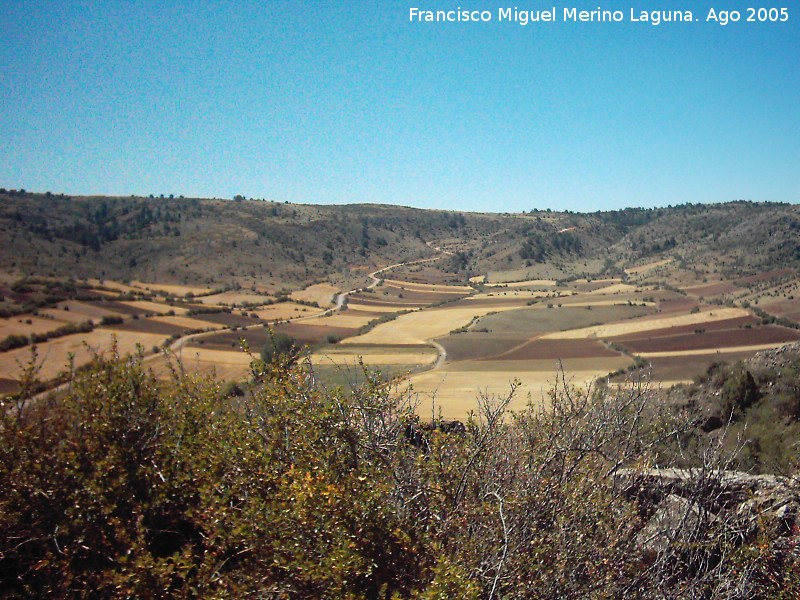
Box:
[310,345,437,368]
[252,302,323,320]
[1,315,69,337]
[129,281,213,296]
[290,283,339,307]
[342,303,522,346]
[196,291,276,306]
[541,307,750,340]
[408,357,631,419]
[4,248,800,423]
[119,300,189,315]
[149,347,253,381]
[0,329,167,383]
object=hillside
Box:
[2,191,798,292]
[0,190,507,291]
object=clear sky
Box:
[1,1,798,212]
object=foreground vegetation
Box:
[2,347,798,597]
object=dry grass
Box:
[310,345,437,367]
[345,301,422,313]
[39,301,129,324]
[554,299,656,308]
[343,303,522,346]
[625,258,673,275]
[130,281,213,296]
[316,311,380,329]
[149,347,253,381]
[382,279,472,294]
[119,300,189,315]
[195,292,275,306]
[637,342,797,359]
[253,302,322,320]
[149,315,226,331]
[589,283,641,295]
[466,290,557,302]
[86,279,141,294]
[0,315,69,337]
[290,283,339,307]
[408,356,630,420]
[485,279,557,288]
[0,330,167,382]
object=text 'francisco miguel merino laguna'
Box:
[410,7,714,26]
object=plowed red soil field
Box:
[619,326,800,354]
[493,339,620,361]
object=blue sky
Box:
[1,1,798,212]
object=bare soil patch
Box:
[150,315,228,331]
[656,297,701,314]
[620,326,800,354]
[86,279,141,294]
[0,377,20,395]
[189,328,271,352]
[497,339,620,361]
[438,334,529,362]
[610,316,760,342]
[190,312,262,328]
[683,282,741,297]
[757,297,800,322]
[634,352,757,384]
[346,294,425,309]
[383,268,467,287]
[375,286,468,305]
[316,310,379,329]
[735,269,795,285]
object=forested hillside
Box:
[2,190,799,290]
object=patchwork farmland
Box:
[3,197,800,421]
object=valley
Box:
[3,191,800,419]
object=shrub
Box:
[99,315,124,326]
[260,331,298,363]
[2,351,798,597]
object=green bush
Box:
[260,332,298,363]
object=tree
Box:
[260,332,298,363]
[722,367,760,418]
